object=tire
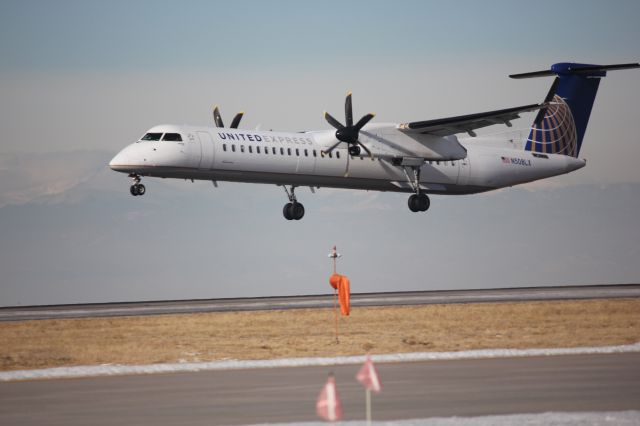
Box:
[408,194,420,212]
[136,184,146,196]
[283,203,293,220]
[292,202,305,220]
[130,185,139,196]
[418,194,430,211]
[349,146,361,156]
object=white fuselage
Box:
[109,123,586,195]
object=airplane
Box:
[109,62,639,220]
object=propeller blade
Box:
[324,111,345,130]
[356,141,374,160]
[354,113,375,131]
[344,150,350,177]
[322,140,343,155]
[213,106,224,128]
[230,112,244,129]
[345,92,353,127]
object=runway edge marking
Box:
[2,342,640,382]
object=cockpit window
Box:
[141,132,162,141]
[162,133,183,142]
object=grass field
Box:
[1,298,639,371]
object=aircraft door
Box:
[457,158,470,186]
[197,131,215,170]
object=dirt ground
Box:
[1,298,639,371]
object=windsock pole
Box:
[329,246,341,344]
[334,288,339,344]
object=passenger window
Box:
[241,145,245,153]
[141,132,162,141]
[256,146,261,154]
[223,144,227,152]
[248,146,253,154]
[321,151,325,158]
[304,149,308,157]
[280,147,284,155]
[162,133,182,141]
[232,145,236,152]
[272,147,276,154]
[329,152,333,158]
[287,148,292,156]
[313,150,317,157]
[295,148,299,156]
[336,151,340,159]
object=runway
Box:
[1,284,638,321]
[1,353,639,425]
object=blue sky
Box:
[0,1,639,305]
[2,0,639,73]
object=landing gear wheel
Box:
[291,202,305,220]
[417,193,429,211]
[348,145,361,156]
[408,194,430,212]
[130,184,146,196]
[283,202,305,220]
[408,194,420,212]
[283,203,294,220]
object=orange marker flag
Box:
[316,374,342,421]
[329,273,350,316]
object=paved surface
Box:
[1,284,638,321]
[1,353,639,425]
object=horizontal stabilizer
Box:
[510,62,640,79]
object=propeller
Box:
[213,106,244,129]
[323,93,375,174]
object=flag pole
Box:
[366,388,371,426]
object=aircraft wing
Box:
[397,103,546,137]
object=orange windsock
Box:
[338,275,350,316]
[329,273,350,316]
[329,273,340,290]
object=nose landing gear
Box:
[129,174,146,196]
[282,185,305,220]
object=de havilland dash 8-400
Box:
[109,62,638,220]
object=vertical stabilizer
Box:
[510,62,639,157]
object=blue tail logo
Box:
[527,95,578,157]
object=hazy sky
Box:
[0,1,639,306]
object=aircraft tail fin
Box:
[510,62,639,157]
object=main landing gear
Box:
[282,185,305,220]
[404,166,430,213]
[129,174,146,197]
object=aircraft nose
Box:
[109,144,142,172]
[109,150,128,170]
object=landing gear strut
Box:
[404,166,430,213]
[129,174,146,197]
[282,185,305,220]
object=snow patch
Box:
[1,342,639,382]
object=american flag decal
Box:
[501,156,510,164]
[526,95,578,157]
